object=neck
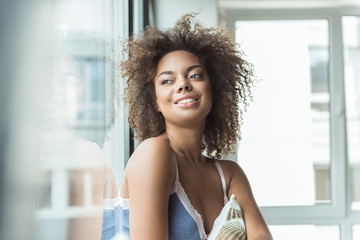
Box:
[164,121,206,165]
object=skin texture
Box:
[120,51,273,240]
[155,50,212,129]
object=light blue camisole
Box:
[101,161,229,240]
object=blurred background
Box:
[0,0,359,239]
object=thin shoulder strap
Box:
[174,158,179,182]
[170,157,180,194]
[214,161,229,204]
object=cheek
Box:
[155,88,171,112]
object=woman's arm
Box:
[125,138,176,240]
[221,160,273,240]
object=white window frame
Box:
[220,6,360,239]
[102,0,131,188]
[103,0,147,187]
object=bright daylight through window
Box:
[236,19,330,207]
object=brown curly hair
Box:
[121,13,254,159]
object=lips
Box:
[173,95,199,104]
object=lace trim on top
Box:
[170,160,229,240]
[175,180,209,240]
[117,160,228,240]
[170,160,208,239]
[103,195,122,210]
[119,197,130,210]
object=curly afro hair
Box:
[121,13,254,159]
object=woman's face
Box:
[154,50,212,128]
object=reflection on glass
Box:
[343,16,360,211]
[236,20,330,206]
[34,0,118,239]
[269,225,339,240]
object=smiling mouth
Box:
[177,98,197,104]
[174,95,199,104]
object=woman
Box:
[119,13,272,240]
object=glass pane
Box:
[343,16,360,211]
[236,20,330,206]
[34,0,120,239]
[269,225,340,240]
[353,225,360,240]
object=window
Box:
[343,16,360,212]
[270,225,340,240]
[34,0,131,238]
[353,225,360,240]
[219,4,360,240]
[236,19,330,207]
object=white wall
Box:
[154,0,218,29]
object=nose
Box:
[176,78,192,93]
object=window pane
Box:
[35,0,121,239]
[269,225,340,240]
[343,16,360,211]
[236,20,330,206]
[353,225,360,240]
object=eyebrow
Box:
[157,65,204,79]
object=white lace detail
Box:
[172,159,208,239]
[119,197,130,209]
[103,195,122,210]
[176,182,209,240]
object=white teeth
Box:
[178,98,196,104]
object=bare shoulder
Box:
[217,160,253,204]
[217,159,247,183]
[126,136,175,171]
[124,135,176,196]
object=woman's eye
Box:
[161,79,172,85]
[190,73,202,79]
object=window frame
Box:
[221,6,360,239]
[102,0,131,188]
[103,0,151,188]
